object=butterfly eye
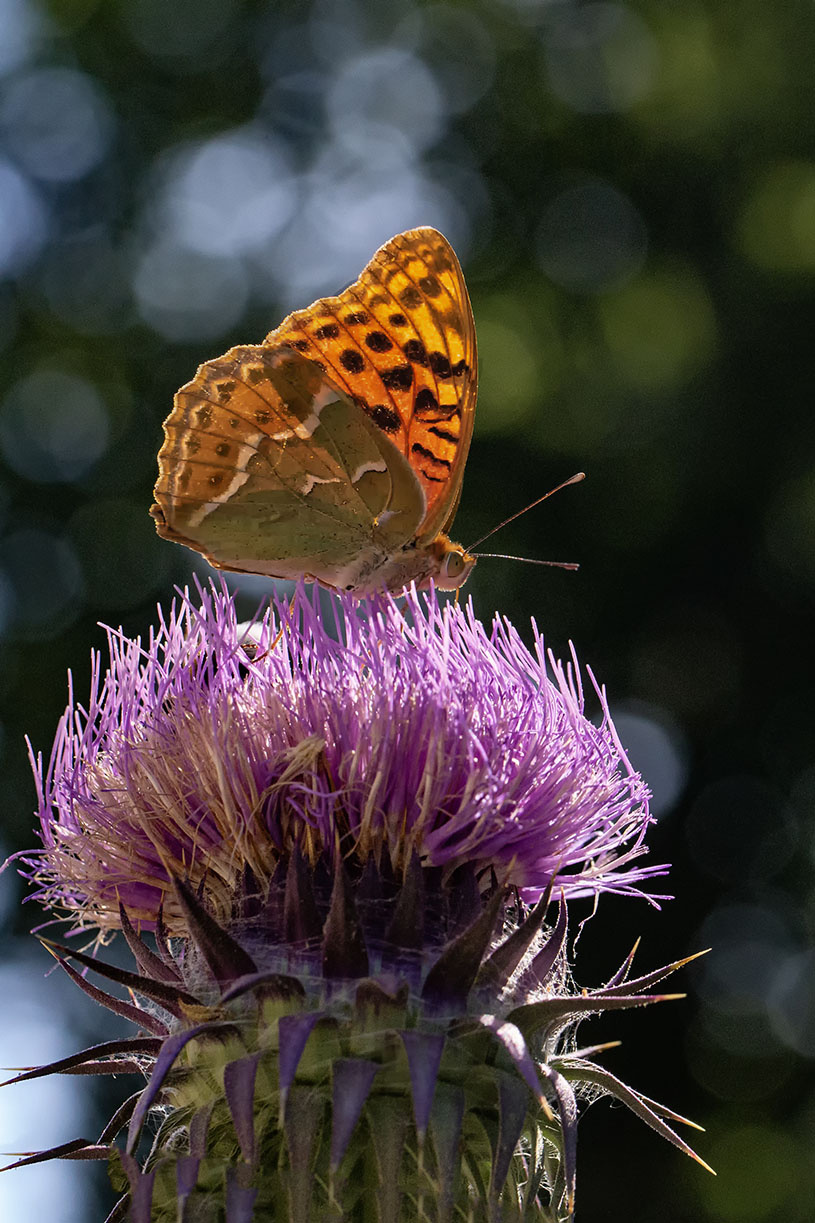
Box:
[440,547,475,588]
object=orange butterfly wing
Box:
[266,227,477,543]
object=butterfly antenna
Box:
[469,553,580,571]
[466,471,586,552]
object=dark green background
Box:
[1,1,813,1219]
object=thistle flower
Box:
[8,584,709,1221]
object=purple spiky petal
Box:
[225,1167,258,1223]
[478,1016,546,1109]
[400,1031,446,1137]
[330,1058,380,1169]
[120,1152,155,1223]
[278,1012,326,1110]
[492,1076,532,1208]
[224,1053,261,1165]
[126,1024,233,1154]
[27,582,664,934]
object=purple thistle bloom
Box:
[13,583,708,1223]
[28,582,663,932]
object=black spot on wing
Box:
[314,323,340,340]
[365,331,393,353]
[403,339,427,366]
[428,351,452,378]
[367,403,401,434]
[340,349,365,373]
[380,364,413,392]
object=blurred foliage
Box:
[1,0,814,1219]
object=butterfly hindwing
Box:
[153,346,426,586]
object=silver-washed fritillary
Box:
[150,228,478,595]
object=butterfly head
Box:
[426,536,477,591]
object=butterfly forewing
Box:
[267,227,477,542]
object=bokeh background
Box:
[0,0,813,1218]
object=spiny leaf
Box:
[224,1053,262,1165]
[559,1059,714,1174]
[154,901,177,972]
[220,970,306,1006]
[517,897,567,993]
[480,884,553,989]
[508,990,685,1038]
[278,1011,326,1108]
[98,1093,141,1145]
[283,1087,323,1223]
[171,874,258,985]
[385,852,425,950]
[429,1085,465,1221]
[225,1164,259,1222]
[119,902,182,984]
[39,935,199,1013]
[539,1063,578,1217]
[400,1031,445,1136]
[2,1139,105,1170]
[284,846,322,944]
[478,1015,550,1117]
[594,949,709,998]
[119,1151,156,1223]
[330,1058,380,1169]
[41,946,168,1037]
[604,936,641,988]
[322,858,369,979]
[3,1036,160,1085]
[126,1022,238,1154]
[489,1074,529,1215]
[422,886,506,1008]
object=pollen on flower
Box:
[26,582,664,934]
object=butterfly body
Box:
[152,228,477,594]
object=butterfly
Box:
[150,227,478,596]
